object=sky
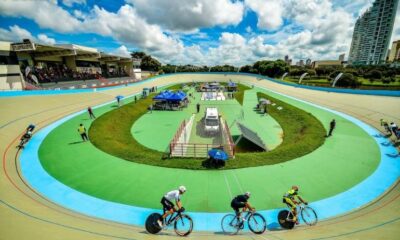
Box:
[0,0,399,66]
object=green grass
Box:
[233,84,251,105]
[89,84,326,169]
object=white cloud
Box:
[0,25,34,42]
[0,0,80,32]
[62,0,86,7]
[113,45,131,57]
[37,34,56,45]
[245,0,283,30]
[126,0,244,32]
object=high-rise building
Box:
[338,54,345,62]
[388,40,400,62]
[349,0,399,65]
[306,59,312,66]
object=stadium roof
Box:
[10,39,131,62]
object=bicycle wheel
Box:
[301,206,318,226]
[248,213,267,234]
[221,214,240,235]
[145,213,162,234]
[277,210,295,229]
[174,214,193,236]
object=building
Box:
[348,0,399,65]
[284,55,292,65]
[388,40,400,62]
[0,39,135,90]
[338,54,345,62]
[312,60,343,69]
[306,59,312,66]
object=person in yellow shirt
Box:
[78,124,88,141]
[283,186,308,224]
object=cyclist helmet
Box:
[179,186,186,193]
[245,192,251,197]
[292,185,299,191]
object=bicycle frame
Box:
[164,210,183,226]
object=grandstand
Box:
[0,39,141,90]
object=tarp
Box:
[208,149,229,161]
[153,90,187,101]
[228,81,237,87]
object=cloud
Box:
[0,0,80,32]
[0,25,56,46]
[62,0,86,7]
[37,34,56,45]
[126,0,244,32]
[113,45,131,57]
[245,0,283,30]
[0,25,34,42]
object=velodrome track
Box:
[1,74,399,240]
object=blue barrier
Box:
[1,72,399,97]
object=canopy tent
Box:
[227,81,237,92]
[153,90,187,102]
[153,90,188,111]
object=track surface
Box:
[1,74,399,239]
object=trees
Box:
[335,73,361,88]
[253,60,289,78]
[130,52,161,71]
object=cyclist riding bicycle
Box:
[157,186,186,228]
[26,123,36,132]
[231,192,254,221]
[283,186,308,225]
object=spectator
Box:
[88,106,96,119]
[264,104,268,115]
[78,124,88,141]
[148,104,153,113]
[134,95,137,103]
[390,122,398,139]
[380,119,391,135]
[196,103,200,113]
[327,119,336,137]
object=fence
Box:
[169,117,235,158]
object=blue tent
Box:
[153,90,186,102]
[116,95,124,100]
[228,81,237,87]
[153,90,173,100]
[208,149,229,161]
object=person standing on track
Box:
[158,186,187,228]
[327,119,336,137]
[87,106,96,119]
[78,123,89,141]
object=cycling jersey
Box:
[164,190,181,202]
[283,189,298,200]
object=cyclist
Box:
[157,186,186,228]
[283,186,308,224]
[26,123,36,132]
[231,192,254,221]
[18,131,32,148]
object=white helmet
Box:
[245,192,251,197]
[179,186,186,193]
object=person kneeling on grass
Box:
[157,186,186,228]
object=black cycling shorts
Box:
[231,200,246,214]
[161,197,174,211]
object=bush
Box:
[336,73,361,88]
[365,70,383,80]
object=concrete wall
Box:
[0,65,24,90]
